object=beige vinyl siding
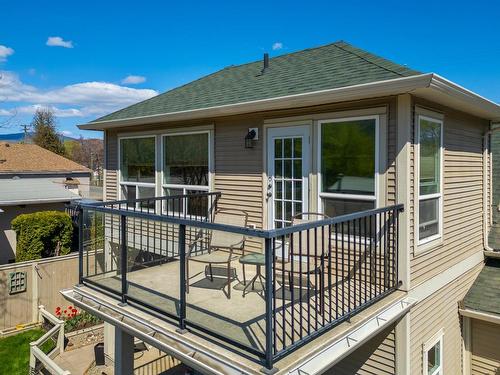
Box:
[471,319,500,375]
[214,118,264,251]
[325,325,396,375]
[409,261,483,375]
[105,129,118,200]
[410,98,489,286]
[386,97,398,206]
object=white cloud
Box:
[272,42,283,51]
[0,70,158,118]
[46,36,73,48]
[121,75,146,84]
[0,45,14,62]
[61,130,73,136]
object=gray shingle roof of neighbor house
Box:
[462,258,500,317]
[0,178,80,206]
[92,41,420,123]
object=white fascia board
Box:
[287,297,416,375]
[78,74,434,130]
[0,197,79,206]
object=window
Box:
[162,132,210,216]
[423,331,443,375]
[417,116,443,243]
[319,117,378,219]
[119,136,156,209]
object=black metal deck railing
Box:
[74,192,403,371]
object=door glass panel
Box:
[273,135,305,228]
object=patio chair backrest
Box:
[209,209,248,250]
[290,212,330,258]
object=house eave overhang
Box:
[79,73,500,131]
[459,307,500,325]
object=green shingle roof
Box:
[93,41,421,123]
[463,258,500,316]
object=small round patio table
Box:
[239,253,266,297]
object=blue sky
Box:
[1,0,499,139]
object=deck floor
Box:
[89,256,385,354]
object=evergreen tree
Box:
[31,108,65,155]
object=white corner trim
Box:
[459,308,500,325]
[287,297,416,375]
[409,250,484,302]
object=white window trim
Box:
[117,134,157,209]
[415,114,444,250]
[160,130,213,215]
[423,329,444,375]
[316,115,380,212]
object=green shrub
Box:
[11,211,73,262]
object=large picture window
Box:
[162,131,210,216]
[418,116,443,243]
[119,136,156,209]
[319,117,377,218]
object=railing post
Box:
[78,205,84,285]
[263,237,276,373]
[178,224,187,333]
[119,214,128,306]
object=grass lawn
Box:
[0,328,56,375]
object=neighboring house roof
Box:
[0,178,81,206]
[80,41,500,130]
[0,143,91,174]
[462,258,500,317]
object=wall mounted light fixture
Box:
[245,128,258,148]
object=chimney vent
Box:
[261,53,269,74]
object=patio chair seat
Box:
[190,251,240,264]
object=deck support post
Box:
[178,224,187,333]
[119,214,128,306]
[114,326,134,375]
[262,237,277,374]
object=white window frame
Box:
[160,130,212,215]
[423,329,444,375]
[317,115,380,243]
[118,134,157,209]
[416,114,444,248]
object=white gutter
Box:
[0,197,80,206]
[287,297,416,375]
[79,73,500,131]
[459,308,500,325]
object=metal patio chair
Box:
[186,208,248,299]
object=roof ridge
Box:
[333,43,410,77]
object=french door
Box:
[267,126,311,229]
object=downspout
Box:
[483,123,500,252]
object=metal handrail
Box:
[78,192,403,371]
[78,199,403,240]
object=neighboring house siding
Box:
[410,98,489,286]
[326,325,396,375]
[409,262,483,375]
[471,319,500,375]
